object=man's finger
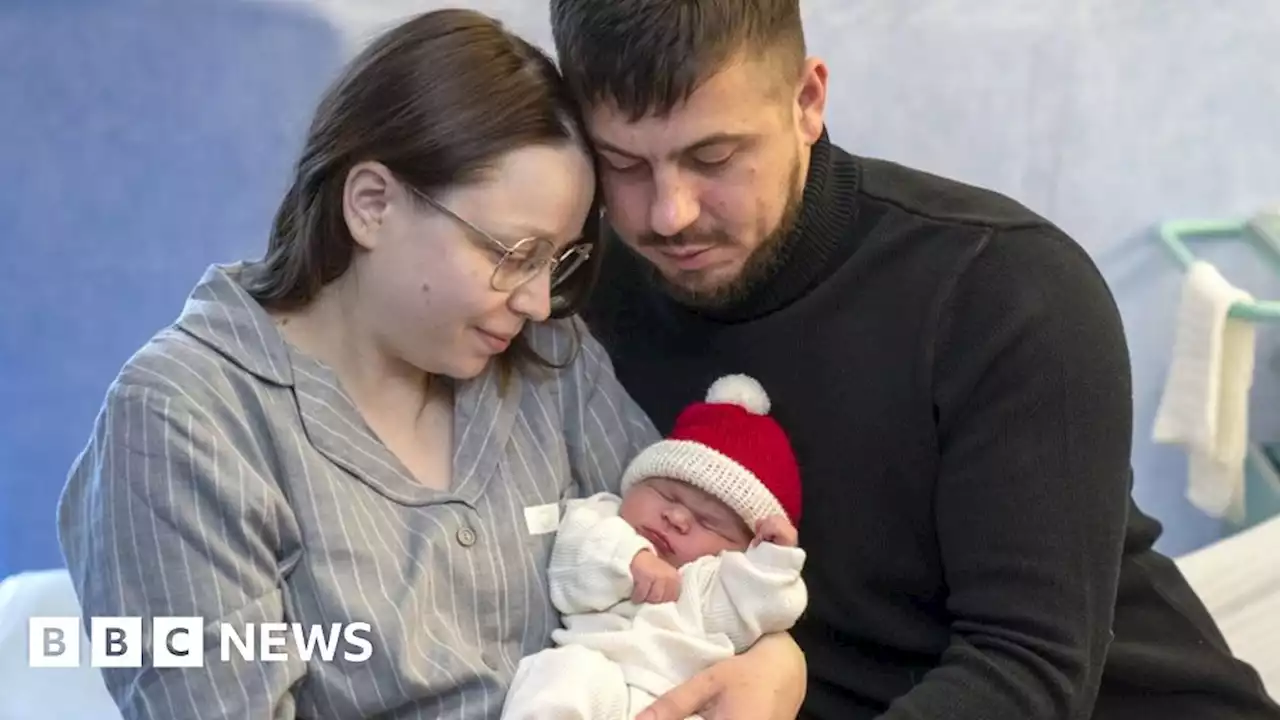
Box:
[636,668,719,720]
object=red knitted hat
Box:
[620,374,801,529]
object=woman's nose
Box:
[507,268,552,322]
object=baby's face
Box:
[618,477,752,567]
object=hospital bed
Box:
[1,515,1277,719]
[1174,508,1280,698]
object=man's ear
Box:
[343,161,394,250]
[795,57,828,145]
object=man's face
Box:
[584,55,827,308]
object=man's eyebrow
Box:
[592,132,755,161]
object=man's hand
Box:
[638,632,807,720]
[751,515,798,548]
[630,550,681,604]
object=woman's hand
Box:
[637,632,807,720]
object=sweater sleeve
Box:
[881,225,1132,720]
[548,492,655,615]
[692,543,809,653]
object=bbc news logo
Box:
[29,617,373,667]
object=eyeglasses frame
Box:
[408,186,592,293]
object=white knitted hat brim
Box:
[620,439,786,530]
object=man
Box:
[547,1,1280,719]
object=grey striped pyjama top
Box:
[56,262,661,720]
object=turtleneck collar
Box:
[661,127,862,323]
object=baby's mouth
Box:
[641,527,673,557]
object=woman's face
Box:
[344,141,596,380]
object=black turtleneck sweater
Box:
[581,131,1280,719]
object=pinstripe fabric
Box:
[56,262,660,720]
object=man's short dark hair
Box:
[549,0,806,120]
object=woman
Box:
[56,8,804,720]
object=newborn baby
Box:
[500,374,808,720]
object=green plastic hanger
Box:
[1157,212,1280,322]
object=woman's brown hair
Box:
[242,9,601,377]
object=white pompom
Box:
[705,374,771,415]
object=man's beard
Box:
[636,161,806,311]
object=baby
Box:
[501,374,808,720]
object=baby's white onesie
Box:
[500,492,808,720]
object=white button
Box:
[457,527,477,547]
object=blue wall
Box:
[2,0,1279,578]
[0,0,341,575]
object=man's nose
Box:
[649,169,699,238]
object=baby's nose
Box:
[666,505,691,530]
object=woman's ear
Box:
[343,161,394,250]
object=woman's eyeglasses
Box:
[410,188,592,293]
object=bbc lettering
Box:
[29,617,373,667]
